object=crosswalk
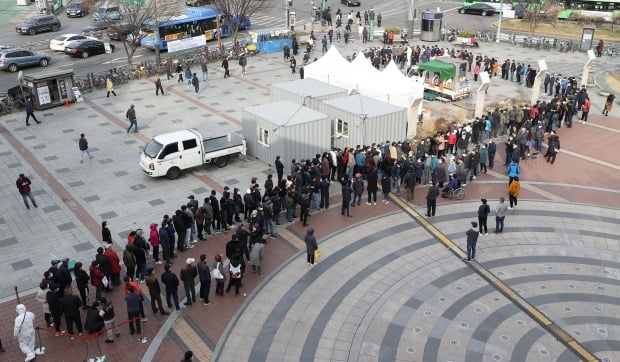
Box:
[250,14,305,30]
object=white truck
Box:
[140,129,246,179]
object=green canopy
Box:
[418,60,456,81]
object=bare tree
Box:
[523,0,559,34]
[210,0,273,45]
[104,0,180,66]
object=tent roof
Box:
[245,100,328,127]
[350,54,380,77]
[417,60,456,81]
[271,78,347,98]
[322,94,405,118]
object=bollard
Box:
[14,286,20,305]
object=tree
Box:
[523,0,559,34]
[210,0,273,46]
[103,0,180,66]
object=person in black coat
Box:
[275,156,285,185]
[101,221,112,244]
[426,183,440,217]
[73,262,90,308]
[159,221,172,264]
[366,168,378,205]
[95,247,111,286]
[60,292,83,337]
[84,300,104,335]
[47,284,62,333]
[487,139,497,169]
[341,181,353,218]
[161,264,180,311]
[304,227,319,265]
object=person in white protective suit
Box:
[13,304,36,362]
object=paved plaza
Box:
[0,31,618,362]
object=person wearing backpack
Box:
[507,161,521,185]
[477,199,491,235]
[239,54,247,75]
[226,256,244,295]
[507,177,521,209]
[299,188,311,226]
[304,227,319,266]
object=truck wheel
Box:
[216,157,227,168]
[166,167,181,180]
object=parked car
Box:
[458,3,495,15]
[93,3,121,21]
[0,48,50,72]
[341,0,361,6]
[15,15,61,35]
[50,34,97,51]
[64,39,114,58]
[512,4,526,18]
[108,23,139,41]
[81,21,109,36]
[185,0,212,6]
[66,2,88,17]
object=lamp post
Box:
[496,0,503,43]
[311,0,315,32]
[369,7,375,41]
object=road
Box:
[0,0,495,90]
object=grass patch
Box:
[495,19,620,42]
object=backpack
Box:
[230,264,241,278]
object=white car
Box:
[49,33,97,51]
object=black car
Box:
[341,0,361,6]
[458,3,495,16]
[64,39,114,58]
[16,15,61,35]
[66,2,88,17]
[185,0,212,6]
[81,21,109,37]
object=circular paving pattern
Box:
[214,201,620,362]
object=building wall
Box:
[242,110,331,167]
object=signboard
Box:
[167,35,206,53]
[37,86,51,105]
[58,79,68,99]
[580,28,594,52]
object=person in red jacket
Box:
[448,131,457,155]
[89,261,105,300]
[581,98,591,123]
[149,223,161,264]
[103,244,121,287]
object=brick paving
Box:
[0,34,618,362]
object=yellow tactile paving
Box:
[172,318,213,361]
[277,227,306,250]
[390,192,601,362]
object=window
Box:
[258,127,269,146]
[182,138,198,150]
[337,119,349,137]
[159,143,179,159]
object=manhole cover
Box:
[459,322,469,329]
[405,346,416,354]
[564,306,573,312]
[413,327,423,334]
[573,330,582,337]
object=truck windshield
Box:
[144,140,163,158]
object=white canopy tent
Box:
[305,46,424,138]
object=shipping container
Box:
[270,78,348,110]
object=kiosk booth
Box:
[420,11,442,42]
[21,69,75,110]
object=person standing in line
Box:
[59,291,83,340]
[477,199,490,235]
[487,138,496,169]
[507,177,520,209]
[201,61,208,81]
[425,183,439,217]
[161,263,180,311]
[494,197,508,233]
[124,285,142,336]
[106,78,116,98]
[304,227,318,266]
[341,180,353,218]
[275,155,284,184]
[24,97,41,126]
[78,133,94,163]
[544,131,561,164]
[226,255,244,295]
[581,97,591,123]
[197,254,211,305]
[155,74,164,96]
[366,167,378,205]
[126,104,138,134]
[149,223,161,264]
[123,244,137,281]
[221,57,230,78]
[182,351,194,362]
[213,254,226,297]
[73,262,90,308]
[13,304,36,362]
[83,300,104,337]
[507,160,521,185]
[191,73,200,96]
[180,258,197,306]
[250,237,265,275]
[239,54,247,75]
[465,221,479,262]
[35,281,52,326]
[16,173,38,209]
[99,297,120,343]
[145,268,168,316]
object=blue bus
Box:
[141,8,251,51]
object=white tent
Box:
[304,45,351,85]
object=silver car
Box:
[0,48,51,72]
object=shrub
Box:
[458,29,475,38]
[383,27,401,34]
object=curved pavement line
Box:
[463,293,620,362]
[388,195,601,362]
[512,316,620,362]
[211,211,403,361]
[235,203,616,361]
[415,272,620,361]
[558,340,620,362]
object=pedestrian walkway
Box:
[0,32,618,362]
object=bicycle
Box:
[604,47,618,57]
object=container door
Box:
[158,142,180,173]
[181,138,202,169]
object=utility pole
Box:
[407,0,415,41]
[311,0,315,32]
[155,0,161,70]
[496,0,503,43]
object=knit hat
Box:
[136,229,143,236]
[186,258,195,265]
[471,221,478,228]
[51,259,60,266]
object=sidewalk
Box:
[0,34,618,362]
